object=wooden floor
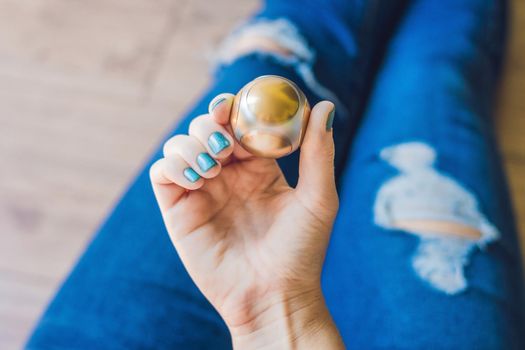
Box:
[0,1,523,348]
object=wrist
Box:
[226,286,344,349]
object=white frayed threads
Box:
[374,142,499,294]
[213,18,347,115]
[214,18,315,66]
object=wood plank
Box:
[0,0,178,90]
[503,159,525,255]
[0,270,56,349]
[149,0,258,103]
[497,0,525,254]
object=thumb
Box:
[296,101,338,213]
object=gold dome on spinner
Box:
[246,79,300,124]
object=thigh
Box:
[322,0,524,349]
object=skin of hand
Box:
[150,93,344,349]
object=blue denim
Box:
[27,0,524,349]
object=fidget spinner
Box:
[230,75,310,158]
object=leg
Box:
[27,2,409,348]
[322,0,525,348]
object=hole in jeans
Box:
[374,142,499,295]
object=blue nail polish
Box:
[210,97,226,112]
[208,132,230,154]
[326,107,335,131]
[196,153,217,172]
[183,167,201,183]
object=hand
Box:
[150,94,344,349]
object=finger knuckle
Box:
[163,135,186,156]
[188,114,209,134]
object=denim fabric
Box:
[323,0,524,348]
[27,0,524,349]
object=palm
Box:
[150,97,337,329]
[162,157,328,323]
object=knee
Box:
[373,142,500,294]
[215,18,313,66]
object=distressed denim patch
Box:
[374,142,499,294]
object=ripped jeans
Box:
[27,0,524,349]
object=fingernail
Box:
[183,167,201,183]
[210,97,227,112]
[208,131,230,154]
[196,152,217,172]
[326,107,335,131]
